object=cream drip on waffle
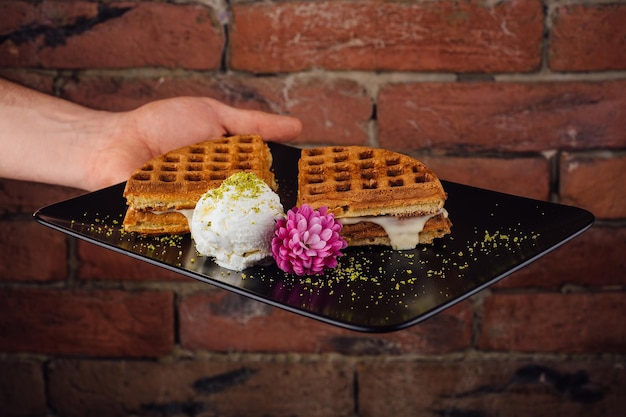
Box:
[339,209,448,250]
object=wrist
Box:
[36,104,118,190]
[0,79,118,189]
[72,110,128,191]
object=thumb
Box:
[210,99,302,142]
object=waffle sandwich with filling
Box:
[122,134,275,235]
[296,146,451,249]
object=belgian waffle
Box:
[122,134,275,235]
[297,146,451,247]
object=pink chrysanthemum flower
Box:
[272,204,347,276]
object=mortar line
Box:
[353,368,360,415]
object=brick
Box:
[0,1,223,69]
[180,291,472,354]
[250,76,372,145]
[230,0,542,73]
[59,74,371,145]
[59,73,292,115]
[420,155,550,200]
[479,292,626,353]
[59,74,248,112]
[329,300,473,354]
[358,359,626,417]
[0,288,174,357]
[560,152,626,219]
[0,359,47,417]
[501,225,626,289]
[0,217,67,282]
[48,358,353,417]
[378,80,626,152]
[550,4,626,72]
[0,179,82,214]
[77,240,192,282]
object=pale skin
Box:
[0,78,302,191]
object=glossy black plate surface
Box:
[34,143,594,332]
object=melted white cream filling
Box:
[339,209,447,250]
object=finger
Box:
[212,100,302,142]
[131,98,227,154]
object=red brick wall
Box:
[1,1,624,416]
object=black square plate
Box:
[34,143,594,332]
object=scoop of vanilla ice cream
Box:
[191,172,284,271]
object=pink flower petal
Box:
[271,204,347,276]
[319,228,333,241]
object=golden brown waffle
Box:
[124,135,275,210]
[122,207,191,235]
[297,146,451,246]
[297,146,447,217]
[122,135,275,235]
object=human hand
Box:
[84,96,302,190]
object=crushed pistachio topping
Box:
[200,172,266,202]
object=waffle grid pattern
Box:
[130,136,269,186]
[300,146,435,197]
